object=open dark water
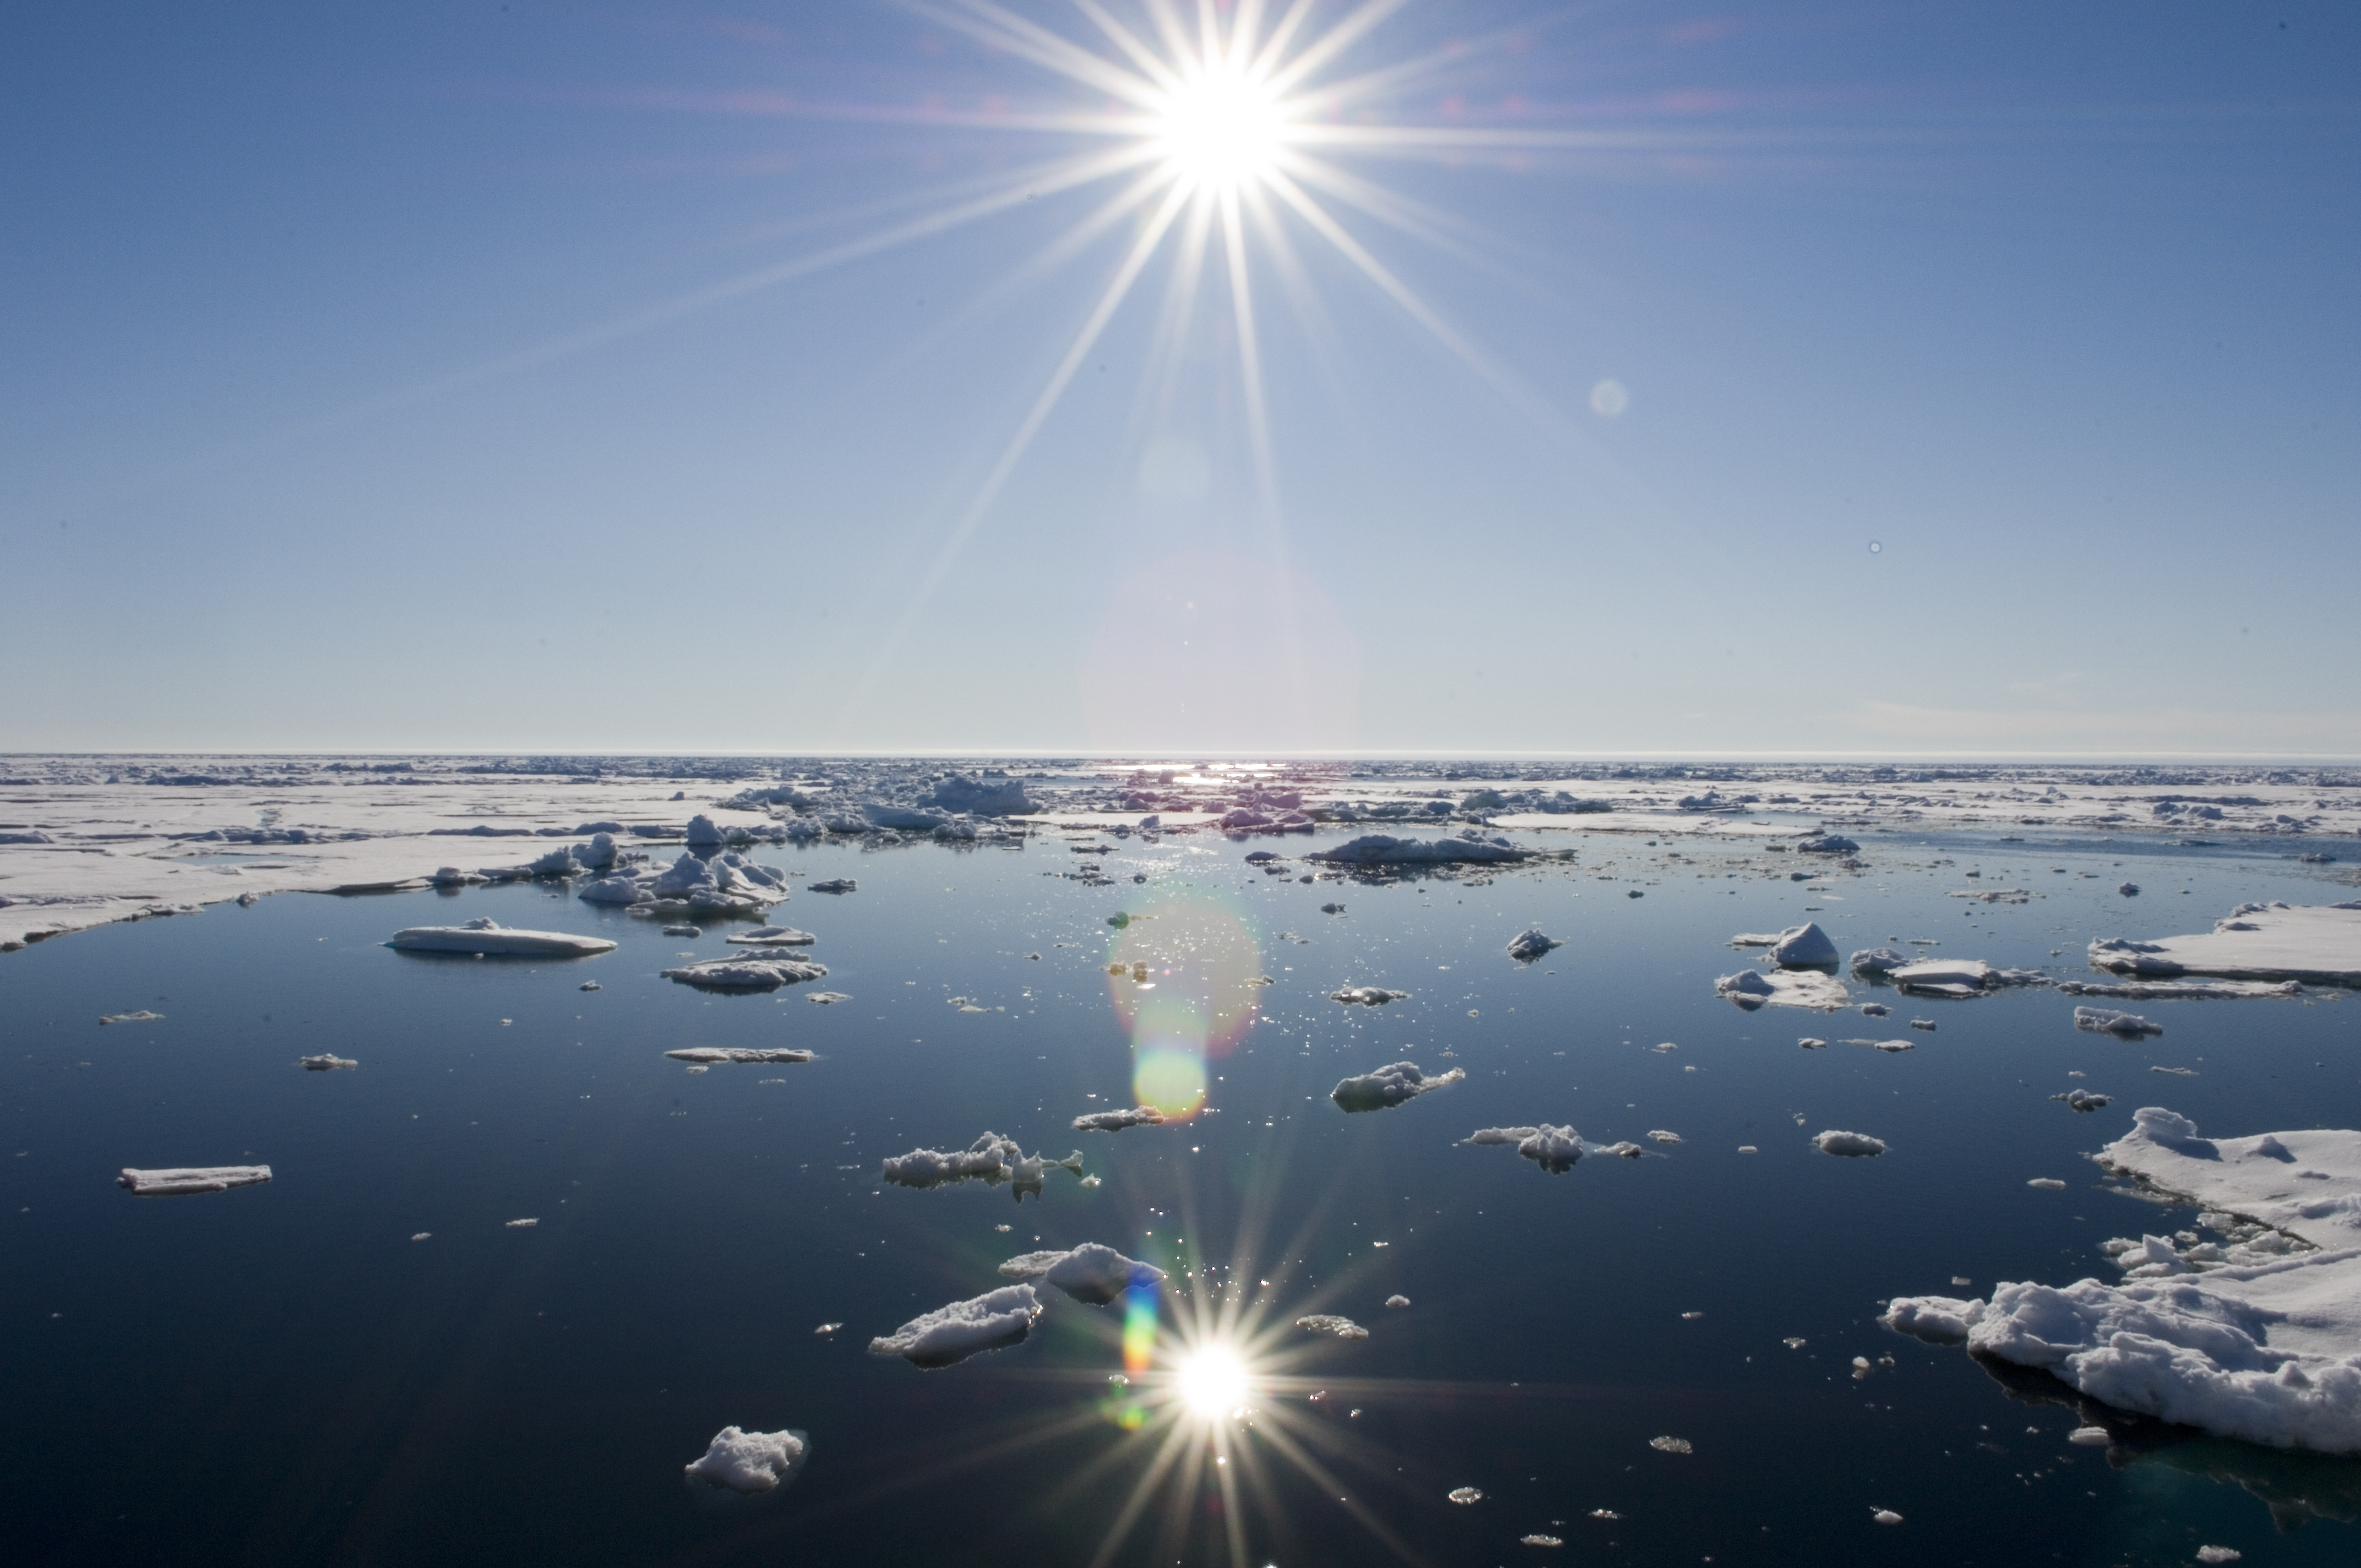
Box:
[3,825,2357,1567]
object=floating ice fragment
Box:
[1448,1487,1482,1504]
[663,1047,813,1065]
[1329,986,1407,1006]
[2089,902,2361,985]
[807,879,857,894]
[579,981,599,991]
[2059,977,2300,999]
[1849,947,1911,974]
[1331,1061,1465,1113]
[1798,1037,1827,1049]
[1385,1294,1412,1308]
[1714,967,1848,1011]
[1771,922,1839,967]
[869,1284,1042,1368]
[2068,1426,2110,1445]
[814,1322,840,1335]
[1646,1130,1682,1145]
[1073,1105,1166,1132]
[997,1243,1163,1304]
[1872,1509,1903,1525]
[881,1133,1083,1200]
[2153,1065,2198,1075]
[505,1217,537,1228]
[1862,1002,1890,1017]
[1296,1314,1369,1339]
[1783,1337,1807,1349]
[1815,1130,1887,1157]
[411,1232,430,1242]
[1521,1533,1562,1547]
[1649,1435,1693,1454]
[2053,1088,2111,1112]
[661,955,828,992]
[2027,1178,2068,1190]
[1796,834,1859,854]
[2075,1006,2162,1038]
[662,924,701,938]
[2196,1548,2242,1564]
[727,926,816,946]
[389,919,617,957]
[1506,927,1562,961]
[99,1010,165,1025]
[684,1425,808,1494]
[806,992,851,1004]
[299,1053,357,1071]
[118,1165,271,1196]
[1739,1145,1759,1154]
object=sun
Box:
[1172,1344,1252,1418]
[1153,69,1290,191]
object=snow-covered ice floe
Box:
[1304,833,1528,866]
[1889,958,2051,999]
[684,1426,808,1494]
[869,1284,1042,1368]
[664,1047,813,1065]
[1331,1061,1466,1113]
[299,1053,357,1071]
[1715,968,1849,1011]
[725,926,816,946]
[2075,1006,2163,1038]
[1730,922,1838,968]
[1465,1124,1582,1174]
[1506,928,1562,962]
[1295,1314,1368,1339]
[2054,1089,2111,1113]
[807,878,856,894]
[119,1164,272,1196]
[99,1010,165,1025]
[388,918,617,957]
[1329,986,1408,1006]
[1814,1130,1886,1157]
[661,955,828,992]
[997,1243,1163,1304]
[1885,1107,2361,1455]
[1072,1105,1166,1132]
[881,1133,1084,1200]
[2058,978,2303,1000]
[1850,947,1913,975]
[2089,902,2361,987]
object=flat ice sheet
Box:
[2089,902,2361,986]
[389,919,617,957]
[2098,1108,2361,1252]
[119,1164,272,1196]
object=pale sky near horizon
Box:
[3,2,2355,759]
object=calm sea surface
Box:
[3,824,2357,1566]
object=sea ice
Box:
[1447,1486,1481,1504]
[2075,1006,2162,1039]
[1305,833,1528,866]
[2088,902,2361,986]
[118,1165,271,1196]
[726,926,815,946]
[98,1010,164,1025]
[1814,1131,1887,1157]
[1849,947,1912,974]
[661,955,828,992]
[576,874,648,906]
[868,1284,1042,1368]
[881,1133,1084,1200]
[996,1242,1163,1304]
[1329,986,1408,1006]
[1331,1061,1466,1113]
[1386,1294,1412,1308]
[299,1053,357,1071]
[389,918,618,957]
[2098,1108,2361,1252]
[2053,1089,2111,1112]
[808,878,856,894]
[683,1425,808,1494]
[1795,834,1859,854]
[2058,978,2303,1000]
[930,774,1033,815]
[1506,927,1562,961]
[1465,1124,1582,1173]
[663,1047,813,1065]
[1295,1315,1369,1339]
[1714,968,1849,1011]
[1072,1106,1166,1132]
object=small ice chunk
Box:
[1517,1125,1582,1173]
[1715,967,1849,1011]
[1769,922,1838,968]
[662,923,701,938]
[1329,986,1408,1006]
[683,1425,809,1494]
[1520,1533,1562,1547]
[118,1165,271,1196]
[2075,1006,2162,1038]
[1795,834,1858,854]
[1297,1314,1369,1339]
[1466,1126,1539,1145]
[997,1242,1163,1304]
[1649,1435,1693,1454]
[1385,1294,1412,1308]
[1506,927,1562,962]
[2053,1088,2111,1112]
[99,1011,164,1025]
[1850,946,1911,974]
[1073,1105,1166,1132]
[1331,1061,1466,1112]
[808,879,857,894]
[1798,1037,1827,1049]
[662,1047,813,1065]
[2027,1178,2068,1190]
[1448,1486,1482,1504]
[1814,1130,1886,1157]
[1882,1295,1984,1343]
[1861,1002,1890,1017]
[806,991,851,1004]
[1872,1509,1903,1525]
[2067,1426,2110,1446]
[661,955,828,992]
[411,1232,431,1242]
[869,1284,1042,1368]
[505,1217,537,1228]
[298,1053,357,1071]
[726,926,816,946]
[2196,1548,2242,1564]
[882,1133,1082,1199]
[1306,834,1528,865]
[390,921,617,957]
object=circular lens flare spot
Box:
[1133,1043,1207,1119]
[1175,1347,1250,1417]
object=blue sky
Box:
[3,1,2354,757]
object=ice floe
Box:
[1295,1314,1369,1339]
[881,1133,1084,1200]
[99,1010,164,1025]
[808,878,856,894]
[118,1165,271,1196]
[1386,1294,1412,1308]
[1462,1124,1583,1174]
[726,925,815,946]
[663,1047,813,1065]
[1814,1131,1887,1157]
[1330,1061,1466,1113]
[1447,1485,1481,1504]
[1795,834,1859,855]
[2100,1108,2361,1253]
[869,1284,1042,1368]
[2074,1006,2163,1038]
[389,918,617,957]
[996,1243,1163,1304]
[299,1053,357,1071]
[2090,902,2361,986]
[2053,1089,2111,1112]
[1729,922,1839,967]
[1072,1106,1166,1132]
[1714,968,1849,1011]
[931,774,1033,815]
[1849,947,1912,974]
[1329,986,1408,1006]
[1506,927,1562,961]
[1889,958,2050,998]
[661,955,828,992]
[1305,833,1527,866]
[683,1426,808,1494]
[2058,977,2303,1000]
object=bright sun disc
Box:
[1155,74,1286,188]
[1174,1346,1251,1417]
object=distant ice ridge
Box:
[869,1284,1041,1368]
[2089,902,2361,986]
[388,919,617,957]
[683,1427,808,1494]
[1715,967,1848,1011]
[119,1164,271,1196]
[997,1243,1163,1304]
[1305,832,1528,865]
[1331,1061,1466,1113]
[1465,1124,1582,1174]
[1885,1108,2361,1455]
[881,1132,1084,1200]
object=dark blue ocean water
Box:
[2,824,2356,1567]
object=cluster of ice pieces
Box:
[1465,1125,1584,1174]
[881,1133,1085,1201]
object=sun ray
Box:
[916,0,1169,109]
[1247,0,1328,82]
[1071,0,1189,93]
[1261,0,1413,99]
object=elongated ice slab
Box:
[119,1165,271,1196]
[2089,902,2361,986]
[1072,1106,1166,1132]
[882,1133,1083,1200]
[997,1243,1163,1304]
[683,1425,808,1494]
[1330,986,1408,1006]
[663,1047,813,1065]
[99,1010,164,1025]
[2059,978,2303,1000]
[1305,834,1527,865]
[2075,1006,2162,1038]
[661,956,828,992]
[726,926,816,946]
[389,918,617,957]
[299,1053,357,1071]
[1715,968,1849,1011]
[1331,1061,1465,1113]
[1814,1130,1887,1157]
[869,1284,1041,1368]
[1295,1314,1368,1339]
